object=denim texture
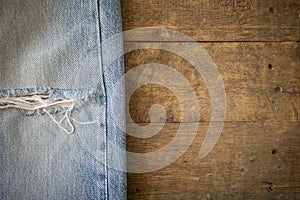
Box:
[0,0,126,199]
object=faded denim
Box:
[0,0,126,199]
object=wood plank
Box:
[125,42,300,123]
[121,0,300,42]
[127,121,300,200]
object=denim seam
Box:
[96,0,109,199]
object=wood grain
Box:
[127,122,300,200]
[121,0,300,42]
[121,1,300,199]
[125,42,300,123]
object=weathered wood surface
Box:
[121,0,300,199]
[125,42,299,123]
[121,0,300,42]
[125,43,300,199]
[127,122,300,200]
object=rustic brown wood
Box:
[127,122,300,200]
[121,0,300,199]
[121,0,300,42]
[125,42,300,123]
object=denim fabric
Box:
[0,0,126,199]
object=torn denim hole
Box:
[0,88,99,134]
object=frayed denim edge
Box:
[0,87,101,116]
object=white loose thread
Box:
[43,107,75,134]
[0,94,97,134]
[43,103,97,134]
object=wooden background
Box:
[121,0,300,199]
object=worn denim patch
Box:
[0,0,126,199]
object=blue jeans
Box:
[0,0,126,199]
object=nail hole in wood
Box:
[268,64,273,69]
[274,87,282,93]
[268,183,275,192]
